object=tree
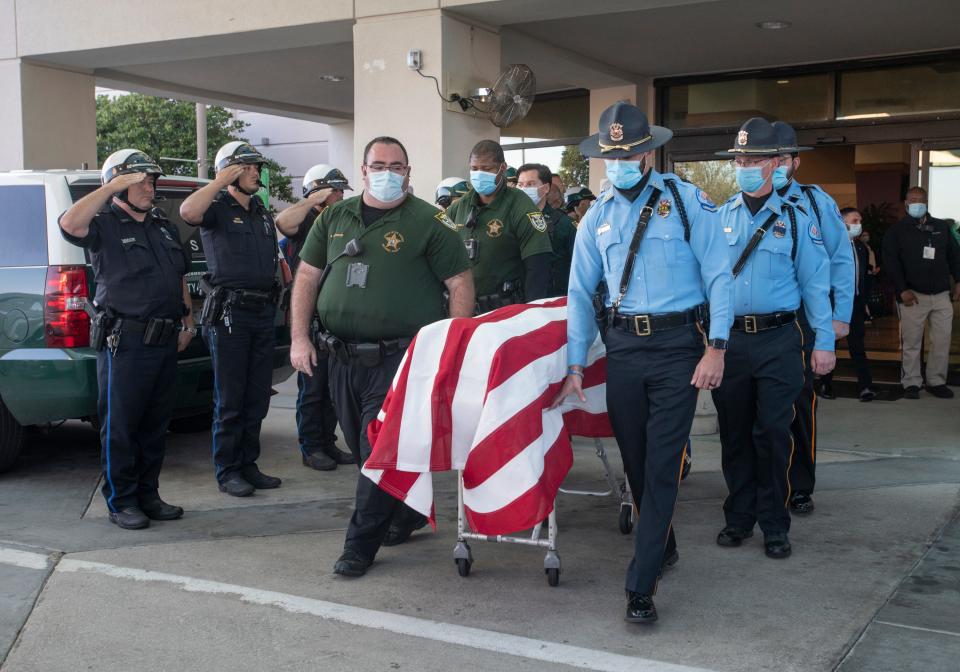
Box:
[558,145,590,188]
[95,93,293,202]
[673,160,738,206]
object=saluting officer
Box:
[180,141,283,497]
[446,140,553,311]
[59,149,194,529]
[435,177,469,210]
[289,136,474,577]
[772,122,854,516]
[712,118,835,561]
[516,163,577,295]
[276,164,355,472]
[553,102,733,624]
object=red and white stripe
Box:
[363,298,611,536]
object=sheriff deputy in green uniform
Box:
[290,135,475,578]
[516,162,577,296]
[446,140,554,311]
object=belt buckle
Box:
[633,314,652,336]
[744,315,758,334]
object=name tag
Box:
[923,245,936,260]
[597,223,611,235]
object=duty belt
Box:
[318,331,412,367]
[731,311,797,333]
[224,286,278,310]
[343,337,413,358]
[609,306,703,337]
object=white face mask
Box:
[847,223,862,239]
[521,185,543,205]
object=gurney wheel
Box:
[618,507,633,535]
[546,568,560,587]
[456,558,472,577]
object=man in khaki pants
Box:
[883,187,960,399]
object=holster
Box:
[317,331,348,364]
[88,310,109,352]
[142,318,177,346]
[199,275,226,327]
[476,279,524,313]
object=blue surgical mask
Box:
[367,169,406,203]
[772,166,791,190]
[736,166,768,193]
[470,170,500,196]
[521,185,542,204]
[907,202,927,219]
[604,160,644,189]
[847,223,862,239]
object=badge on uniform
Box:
[657,199,672,218]
[923,245,936,260]
[696,189,718,213]
[382,231,404,253]
[346,262,369,288]
[487,219,504,237]
[262,215,272,235]
[527,212,548,233]
[159,226,174,241]
[232,217,243,224]
[773,221,787,238]
[434,211,458,231]
[809,223,824,245]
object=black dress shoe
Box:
[382,516,429,547]
[302,451,337,471]
[789,492,814,515]
[859,387,876,402]
[108,506,150,530]
[323,445,356,465]
[927,385,954,399]
[333,548,372,577]
[241,464,282,489]
[764,532,792,559]
[817,383,836,400]
[625,592,658,623]
[716,525,754,547]
[904,386,920,399]
[218,475,255,497]
[139,499,184,521]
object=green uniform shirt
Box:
[446,185,553,297]
[543,203,577,296]
[299,194,470,341]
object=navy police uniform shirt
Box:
[59,202,188,320]
[718,190,834,351]
[199,191,278,291]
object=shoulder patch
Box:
[695,189,717,213]
[527,211,548,233]
[809,222,824,245]
[434,211,458,231]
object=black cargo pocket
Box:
[120,236,155,277]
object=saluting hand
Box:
[107,172,147,194]
[290,336,317,376]
[811,349,836,375]
[549,373,586,409]
[214,164,246,188]
[306,188,333,209]
[691,348,724,390]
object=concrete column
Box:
[352,10,500,197]
[586,81,655,195]
[0,59,96,171]
[327,121,355,187]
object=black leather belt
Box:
[732,311,797,333]
[112,317,178,333]
[225,286,278,310]
[344,337,413,358]
[610,306,702,336]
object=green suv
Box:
[0,170,293,471]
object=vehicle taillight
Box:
[44,265,90,348]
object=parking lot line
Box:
[0,547,51,570]
[57,558,716,672]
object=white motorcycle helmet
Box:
[302,164,352,198]
[100,148,162,213]
[435,177,468,208]
[214,141,267,195]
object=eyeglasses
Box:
[365,162,408,174]
[731,157,774,168]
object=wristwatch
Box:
[708,338,728,351]
[181,325,198,336]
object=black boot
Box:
[241,464,282,489]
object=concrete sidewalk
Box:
[0,379,957,672]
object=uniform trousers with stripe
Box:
[204,304,276,484]
[788,310,817,497]
[329,349,426,562]
[604,324,702,596]
[713,323,805,535]
[96,335,178,512]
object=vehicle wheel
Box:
[456,558,472,577]
[618,506,633,535]
[168,411,213,434]
[546,568,560,587]
[0,400,24,472]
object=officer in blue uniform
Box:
[276,165,355,471]
[713,118,835,560]
[59,149,194,529]
[180,142,283,497]
[552,102,733,624]
[772,122,854,515]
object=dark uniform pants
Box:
[328,349,426,561]
[604,325,702,596]
[204,304,276,483]
[96,336,178,512]
[713,323,805,535]
[296,350,339,456]
[821,295,872,390]
[788,311,817,497]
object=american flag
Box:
[362,297,612,536]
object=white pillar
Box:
[327,120,355,187]
[352,10,500,198]
[0,59,96,171]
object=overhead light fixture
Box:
[777,79,791,84]
[756,20,792,30]
[319,74,347,82]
